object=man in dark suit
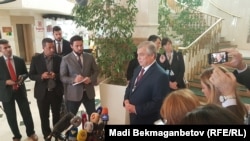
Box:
[53,25,72,117]
[0,39,38,141]
[29,38,63,140]
[60,35,99,117]
[53,26,72,56]
[123,41,170,124]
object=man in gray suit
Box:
[60,35,99,117]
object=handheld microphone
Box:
[48,112,75,139]
[84,121,94,133]
[70,115,82,127]
[96,106,102,115]
[81,112,88,129]
[76,129,88,141]
[101,107,109,126]
[68,127,78,141]
[90,112,100,124]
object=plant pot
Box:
[99,78,130,125]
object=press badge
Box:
[166,69,170,76]
[170,70,174,76]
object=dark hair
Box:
[53,26,62,33]
[0,39,8,45]
[42,38,53,48]
[180,104,243,125]
[161,37,172,47]
[148,35,161,42]
[70,35,83,45]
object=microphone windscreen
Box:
[84,121,94,133]
[96,106,102,115]
[77,129,88,141]
[68,127,78,140]
[101,107,108,115]
[82,112,88,129]
[70,115,82,127]
[52,112,74,136]
[90,112,100,124]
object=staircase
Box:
[188,37,250,104]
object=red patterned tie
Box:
[136,68,144,85]
[7,58,18,90]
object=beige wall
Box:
[201,0,250,50]
[133,0,160,38]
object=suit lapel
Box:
[0,57,11,78]
[70,53,83,72]
[132,62,156,92]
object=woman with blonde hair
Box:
[200,66,248,122]
[160,88,201,124]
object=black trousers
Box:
[2,89,35,140]
[37,90,63,139]
[66,91,96,117]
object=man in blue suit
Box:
[124,41,170,124]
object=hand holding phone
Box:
[208,51,228,64]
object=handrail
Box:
[178,18,223,49]
[209,0,241,18]
[166,0,223,81]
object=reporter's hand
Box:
[209,64,236,97]
[220,48,246,70]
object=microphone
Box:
[81,112,88,129]
[83,121,94,133]
[48,112,75,139]
[90,112,100,124]
[96,106,102,115]
[77,129,88,141]
[68,127,78,141]
[101,107,109,126]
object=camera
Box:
[208,51,228,64]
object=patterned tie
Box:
[57,42,61,54]
[7,58,18,90]
[135,68,144,85]
[77,55,82,68]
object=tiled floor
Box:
[0,79,100,141]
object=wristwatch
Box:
[219,95,236,103]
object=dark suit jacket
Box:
[54,39,72,56]
[157,50,186,89]
[233,67,250,90]
[29,53,63,100]
[124,62,170,124]
[126,52,139,81]
[60,52,99,101]
[0,56,28,102]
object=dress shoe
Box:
[28,133,38,141]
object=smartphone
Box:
[208,51,228,64]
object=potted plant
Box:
[72,0,138,124]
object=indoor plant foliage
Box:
[158,0,203,46]
[72,0,138,85]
